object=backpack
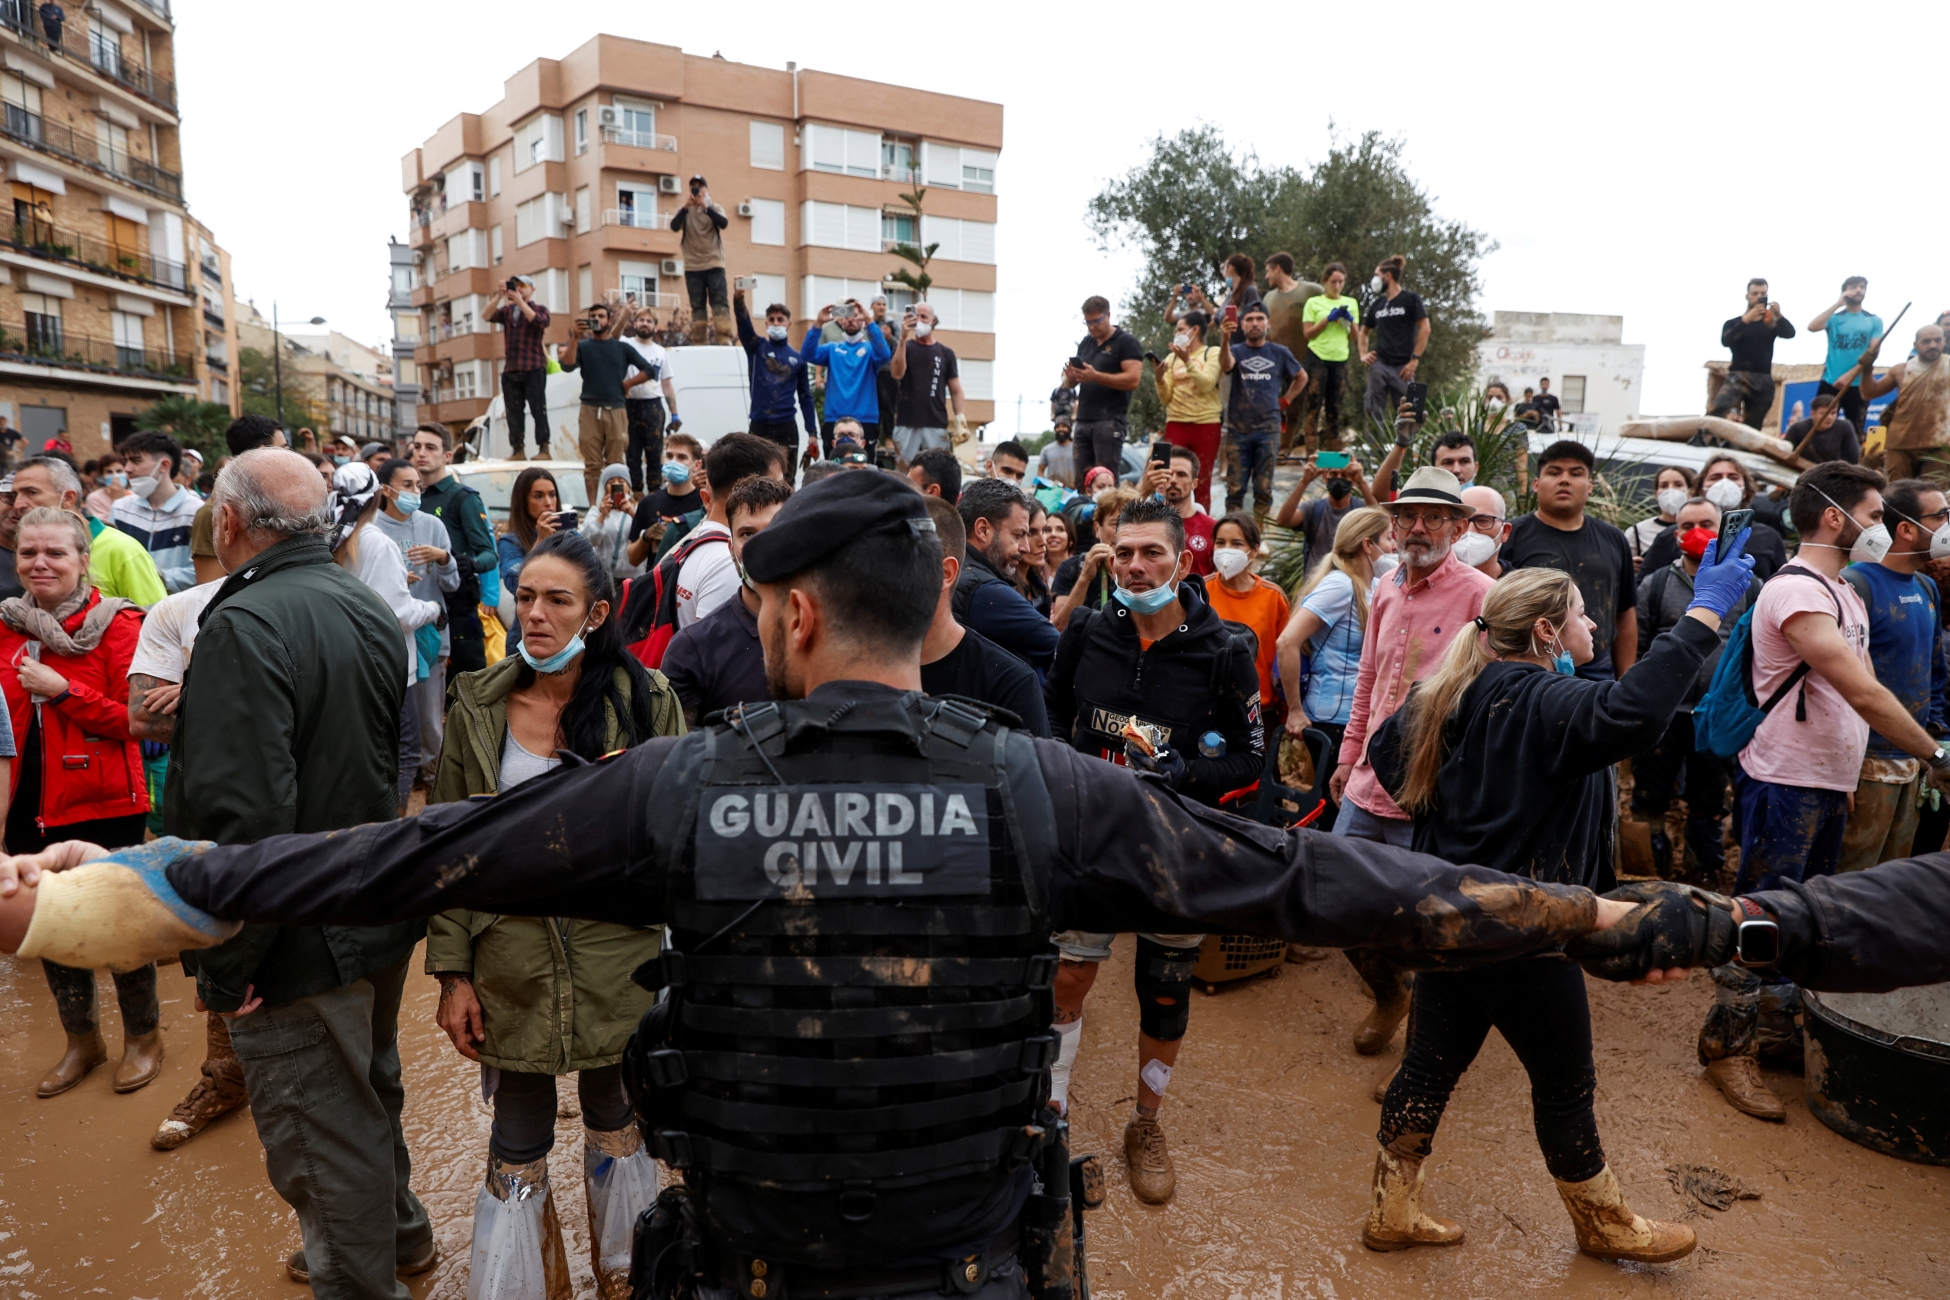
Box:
[617,528,729,669]
[1692,563,1843,758]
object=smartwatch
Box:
[1732,897,1780,969]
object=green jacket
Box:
[170,535,422,1012]
[424,653,684,1073]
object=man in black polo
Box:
[1063,295,1144,483]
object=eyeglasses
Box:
[1467,513,1504,531]
[1082,315,1107,328]
[1392,507,1460,528]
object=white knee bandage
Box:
[1050,1019,1083,1112]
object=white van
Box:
[471,345,809,469]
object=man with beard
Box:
[1329,466,1495,1067]
[1138,446,1216,577]
[1219,304,1306,520]
[1857,324,1950,486]
[623,307,680,493]
[803,300,892,458]
[1809,276,1881,431]
[953,478,1059,674]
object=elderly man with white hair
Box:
[887,299,968,466]
[166,447,436,1295]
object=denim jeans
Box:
[1709,370,1774,430]
[1226,429,1278,514]
[1363,358,1410,429]
[501,368,549,452]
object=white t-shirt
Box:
[127,580,222,683]
[675,520,737,629]
[625,336,669,398]
[1739,566,1870,793]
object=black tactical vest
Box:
[631,692,1060,1268]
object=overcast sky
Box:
[177,1,1950,431]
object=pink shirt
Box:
[1339,549,1496,819]
[1739,565,1870,793]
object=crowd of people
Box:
[8,250,1950,1299]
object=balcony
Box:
[600,126,675,152]
[0,321,189,381]
[0,104,182,200]
[0,0,177,111]
[604,288,680,311]
[602,207,666,230]
[0,217,187,289]
[199,257,220,284]
[202,304,224,328]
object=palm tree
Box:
[136,395,231,458]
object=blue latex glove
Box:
[1124,742,1187,787]
[1686,527,1756,620]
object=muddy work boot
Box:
[113,1029,164,1093]
[1353,993,1410,1056]
[1554,1165,1696,1263]
[38,1030,107,1098]
[1703,1055,1786,1121]
[1361,1146,1464,1251]
[508,447,528,463]
[1123,1117,1177,1204]
[153,1011,248,1150]
[1756,984,1805,1070]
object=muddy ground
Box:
[0,941,1945,1299]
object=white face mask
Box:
[1851,522,1892,565]
[1372,552,1400,577]
[1173,332,1192,350]
[1485,397,1506,412]
[1656,487,1690,518]
[1704,478,1744,510]
[1212,548,1251,579]
[129,474,162,499]
[1369,275,1385,294]
[914,321,933,339]
[766,325,788,342]
[1450,530,1500,568]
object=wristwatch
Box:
[1929,747,1950,772]
[1732,897,1780,969]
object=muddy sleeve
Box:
[1036,741,1597,966]
[1754,854,1950,992]
[166,742,675,929]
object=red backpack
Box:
[619,530,729,669]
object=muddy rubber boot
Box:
[1352,992,1410,1056]
[710,309,734,346]
[1703,1055,1786,1121]
[1361,1147,1464,1251]
[113,1029,164,1093]
[38,1030,107,1098]
[1554,1165,1697,1263]
[1123,1117,1176,1204]
[688,316,710,347]
[153,1012,248,1150]
[1370,1060,1399,1105]
[509,447,528,463]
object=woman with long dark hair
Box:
[426,528,682,1299]
[1360,542,1752,1264]
[498,465,566,597]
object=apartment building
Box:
[237,302,397,445]
[401,36,1002,433]
[386,236,420,436]
[187,215,239,413]
[0,0,210,451]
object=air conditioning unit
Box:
[597,105,621,129]
[737,201,754,218]
[657,175,682,194]
[660,258,683,276]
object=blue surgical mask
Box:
[393,491,421,515]
[662,461,691,486]
[1553,651,1576,676]
[332,455,350,466]
[1113,583,1178,616]
[519,629,586,674]
[766,325,789,342]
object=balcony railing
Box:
[601,207,666,230]
[199,257,220,284]
[600,126,676,152]
[0,322,189,381]
[604,289,680,311]
[0,0,177,110]
[0,104,183,200]
[0,217,186,288]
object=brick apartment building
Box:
[0,0,239,455]
[399,36,1002,434]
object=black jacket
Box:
[168,535,422,1011]
[1641,517,1787,581]
[1372,616,1719,891]
[1636,560,1761,708]
[1046,577,1263,806]
[952,551,1060,673]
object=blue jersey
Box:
[1822,310,1884,386]
[803,326,892,423]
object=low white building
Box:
[1477,312,1645,434]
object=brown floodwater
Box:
[0,941,1946,1298]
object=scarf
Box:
[0,586,135,656]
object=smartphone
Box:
[505,277,521,292]
[875,448,899,472]
[1143,350,1160,364]
[1406,381,1429,421]
[734,275,757,292]
[1715,509,1754,560]
[556,509,579,530]
[1224,304,1239,326]
[1149,439,1173,467]
[1070,357,1088,371]
[1315,451,1352,470]
[1178,282,1193,296]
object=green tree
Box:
[136,394,233,459]
[1087,126,1496,429]
[886,188,937,301]
[237,346,327,432]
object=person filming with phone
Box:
[1066,296,1145,483]
[1357,255,1429,428]
[668,174,730,344]
[487,275,552,461]
[1710,278,1795,430]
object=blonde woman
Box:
[1275,507,1394,755]
[1356,535,1755,1264]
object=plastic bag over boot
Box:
[468,1153,572,1300]
[584,1125,659,1300]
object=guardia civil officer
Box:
[0,473,1939,1298]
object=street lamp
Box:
[272,300,326,426]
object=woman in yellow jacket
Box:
[1154,309,1224,507]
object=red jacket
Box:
[0,591,148,830]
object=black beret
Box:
[741,470,936,584]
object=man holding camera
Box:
[488,276,552,461]
[561,303,654,503]
[888,301,966,466]
[1710,279,1795,430]
[669,176,731,345]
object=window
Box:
[445,229,486,272]
[90,26,123,78]
[930,289,995,333]
[96,118,131,174]
[21,291,60,353]
[574,109,588,155]
[748,198,785,246]
[884,288,915,318]
[111,311,145,368]
[1560,375,1587,414]
[458,161,484,203]
[804,124,881,178]
[575,186,590,234]
[515,115,563,171]
[611,101,659,149]
[883,137,919,183]
[921,144,999,194]
[921,216,995,264]
[614,183,659,229]
[489,157,501,196]
[800,276,888,321]
[394,311,420,340]
[882,211,916,246]
[391,265,412,294]
[751,274,788,316]
[619,260,658,308]
[1,73,40,140]
[578,264,593,311]
[961,150,997,193]
[514,194,567,246]
[491,225,503,265]
[750,120,785,171]
[454,364,478,400]
[801,201,882,252]
[959,359,994,400]
[212,378,228,404]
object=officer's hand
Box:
[436,976,486,1062]
[1328,763,1352,805]
[1124,743,1187,786]
[1565,881,1736,982]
